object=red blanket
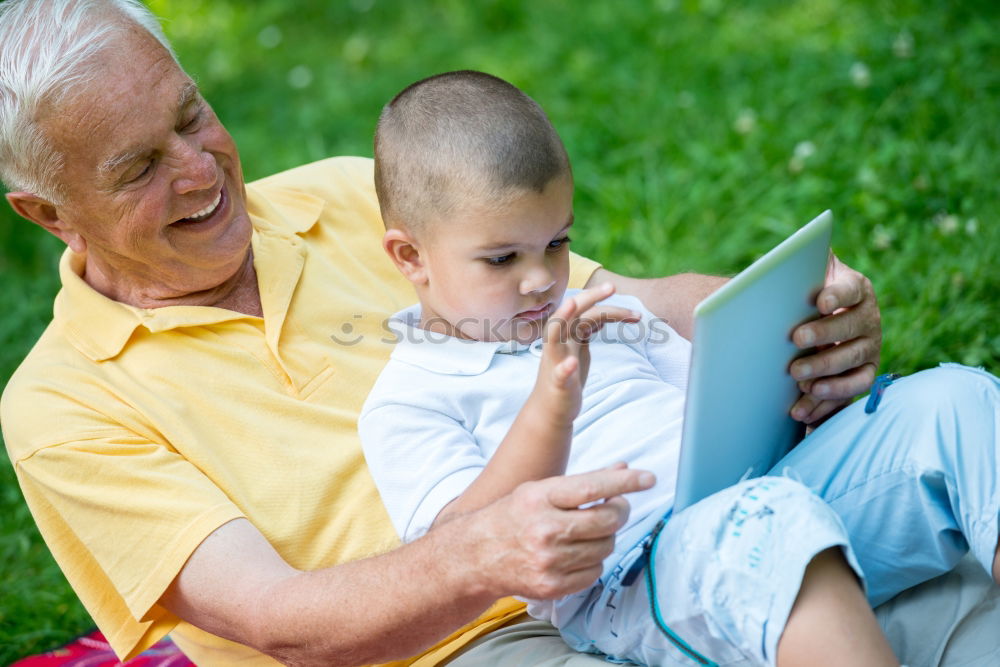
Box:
[11,630,194,667]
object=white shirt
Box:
[360,290,691,549]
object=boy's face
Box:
[416,174,574,344]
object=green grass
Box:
[1,0,998,661]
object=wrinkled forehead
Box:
[38,27,195,183]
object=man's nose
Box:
[172,138,216,194]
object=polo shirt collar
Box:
[246,182,323,235]
[53,185,324,362]
[388,305,543,376]
[54,250,145,362]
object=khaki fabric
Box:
[444,614,632,666]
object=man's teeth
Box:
[184,192,222,222]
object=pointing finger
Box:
[545,467,656,510]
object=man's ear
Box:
[6,192,87,254]
[382,227,428,285]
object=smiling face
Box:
[24,24,252,306]
[411,174,574,344]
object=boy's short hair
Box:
[374,70,570,234]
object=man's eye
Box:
[548,236,571,250]
[180,111,202,132]
[125,160,154,183]
[485,253,515,267]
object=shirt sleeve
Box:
[568,251,602,289]
[360,388,488,543]
[4,383,245,660]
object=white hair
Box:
[0,0,178,202]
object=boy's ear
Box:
[6,192,87,254]
[382,227,428,285]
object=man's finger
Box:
[794,305,878,350]
[561,565,605,593]
[545,467,655,510]
[551,496,633,542]
[534,564,605,600]
[802,398,849,424]
[808,362,877,402]
[790,391,820,422]
[791,391,849,424]
[790,337,876,381]
[819,254,869,313]
[547,536,619,573]
[815,275,866,315]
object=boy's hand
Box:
[534,283,641,426]
[432,286,641,527]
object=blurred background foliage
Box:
[1,0,997,661]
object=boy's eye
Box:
[485,253,515,267]
[548,236,571,250]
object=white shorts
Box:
[558,476,860,666]
[557,364,999,666]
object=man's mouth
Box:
[174,190,223,225]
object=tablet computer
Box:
[672,210,833,513]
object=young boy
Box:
[360,71,994,666]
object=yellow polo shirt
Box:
[1,157,601,665]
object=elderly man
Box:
[3,1,997,666]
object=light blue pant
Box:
[782,363,1000,606]
[559,364,999,666]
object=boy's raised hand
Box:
[534,283,641,426]
[431,284,641,527]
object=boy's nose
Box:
[520,272,556,295]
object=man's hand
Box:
[591,254,883,425]
[789,254,881,424]
[159,465,655,667]
[466,464,656,600]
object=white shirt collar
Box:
[387,304,542,376]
